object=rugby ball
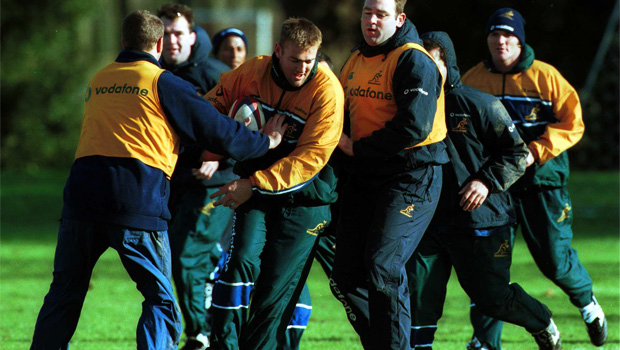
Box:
[228,96,266,131]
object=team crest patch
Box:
[452,117,469,133]
[556,203,572,223]
[368,70,383,85]
[285,124,298,139]
[494,239,510,257]
[200,202,215,216]
[500,10,515,20]
[307,220,328,236]
[400,204,415,217]
[525,105,541,121]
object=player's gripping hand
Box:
[459,179,489,212]
[262,114,288,149]
[192,161,219,180]
[210,179,253,210]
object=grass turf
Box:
[1,170,618,349]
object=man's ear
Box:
[396,13,406,28]
[275,42,282,60]
[190,31,196,46]
[156,36,163,53]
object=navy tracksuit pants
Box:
[330,165,442,350]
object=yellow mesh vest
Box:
[77,61,180,178]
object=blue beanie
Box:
[212,28,248,55]
[486,8,526,45]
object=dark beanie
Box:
[212,28,249,55]
[486,8,526,45]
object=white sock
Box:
[580,296,605,324]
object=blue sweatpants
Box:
[330,165,442,350]
[31,219,182,350]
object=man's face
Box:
[161,16,196,65]
[428,47,447,79]
[487,30,521,67]
[275,41,318,88]
[217,36,247,70]
[361,0,405,47]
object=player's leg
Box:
[451,226,555,349]
[365,165,442,350]
[277,283,312,350]
[468,306,503,350]
[112,224,182,350]
[329,180,374,347]
[516,186,605,345]
[407,227,452,350]
[240,204,328,350]
[168,187,233,348]
[315,221,337,277]
[516,187,593,305]
[31,219,107,350]
[209,203,267,350]
[467,224,517,350]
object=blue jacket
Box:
[62,50,270,231]
[422,31,528,229]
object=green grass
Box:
[1,170,618,349]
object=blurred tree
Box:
[1,0,114,171]
[1,0,617,171]
[277,0,360,69]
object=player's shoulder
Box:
[530,59,558,71]
[310,64,345,98]
[239,55,272,73]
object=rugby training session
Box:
[2,0,618,350]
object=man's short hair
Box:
[422,38,446,64]
[122,10,164,51]
[279,17,322,50]
[157,3,194,29]
[395,0,407,15]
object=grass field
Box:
[1,170,618,349]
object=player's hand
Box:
[338,133,354,156]
[192,161,219,180]
[242,116,252,127]
[262,114,287,149]
[210,179,253,210]
[525,149,536,167]
[459,180,489,211]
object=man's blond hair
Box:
[279,17,322,49]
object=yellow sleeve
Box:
[529,76,584,164]
[250,81,344,193]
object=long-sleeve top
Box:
[204,53,344,206]
[462,44,584,189]
[422,31,528,229]
[62,50,271,230]
[339,19,448,186]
